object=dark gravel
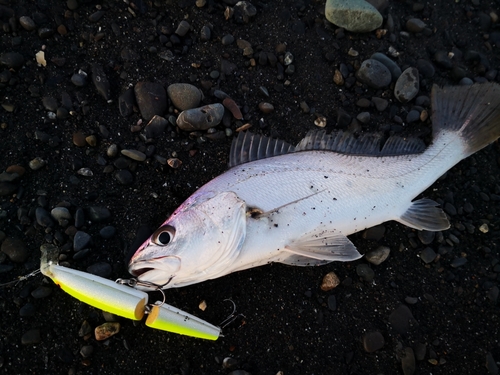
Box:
[1,0,500,374]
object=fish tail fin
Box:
[432,83,500,157]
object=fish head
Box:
[128,190,247,290]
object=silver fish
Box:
[129,83,500,290]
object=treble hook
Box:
[219,299,245,329]
[115,278,167,312]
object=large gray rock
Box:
[356,59,391,88]
[176,104,224,131]
[167,83,202,111]
[325,0,383,33]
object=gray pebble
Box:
[404,296,418,304]
[356,59,391,89]
[418,230,435,245]
[450,257,467,268]
[233,1,257,23]
[19,16,36,31]
[29,157,47,170]
[167,83,201,111]
[394,67,419,103]
[200,25,211,41]
[365,246,390,265]
[1,237,28,263]
[363,331,385,352]
[389,305,416,334]
[87,262,112,278]
[176,103,224,131]
[19,302,36,317]
[73,248,90,261]
[401,347,416,375]
[406,109,420,123]
[134,82,167,121]
[51,207,72,224]
[75,207,85,227]
[92,64,111,101]
[370,52,401,80]
[434,50,452,69]
[420,247,436,263]
[121,149,146,162]
[221,34,235,45]
[145,115,168,138]
[114,157,131,169]
[406,18,426,33]
[99,226,116,239]
[356,264,375,282]
[80,345,94,358]
[118,88,135,117]
[115,170,134,185]
[356,112,370,123]
[362,224,385,241]
[416,59,435,78]
[36,207,54,227]
[324,0,382,33]
[21,329,41,345]
[175,20,190,36]
[0,52,25,69]
[74,231,92,251]
[31,286,52,299]
[71,73,87,87]
[327,295,337,311]
[88,10,105,22]
[107,144,118,158]
[42,96,58,111]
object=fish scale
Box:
[128,83,500,290]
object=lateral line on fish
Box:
[253,189,327,218]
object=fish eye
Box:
[152,225,176,246]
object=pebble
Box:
[1,237,28,263]
[200,25,211,41]
[80,345,94,358]
[79,320,93,338]
[363,225,385,240]
[95,322,120,341]
[418,230,435,245]
[321,271,340,291]
[486,352,499,374]
[36,207,54,227]
[233,1,257,23]
[370,52,401,80]
[327,295,337,311]
[389,305,416,334]
[73,131,87,147]
[19,16,36,31]
[176,103,224,131]
[356,59,391,89]
[394,67,419,103]
[29,157,47,170]
[19,302,36,317]
[356,264,375,282]
[31,286,52,299]
[100,226,116,239]
[145,115,167,138]
[221,34,235,45]
[114,170,133,185]
[75,208,85,227]
[92,64,110,101]
[434,50,452,69]
[134,82,167,121]
[356,112,370,123]
[87,262,112,278]
[406,110,420,123]
[401,347,416,375]
[121,149,146,162]
[417,59,435,78]
[42,96,58,111]
[21,329,41,345]
[222,98,243,120]
[175,20,190,36]
[363,331,385,352]
[406,18,426,33]
[88,10,105,22]
[365,246,390,265]
[74,231,92,251]
[71,72,87,87]
[325,0,382,33]
[51,207,72,225]
[85,135,97,147]
[107,144,118,158]
[0,52,25,69]
[167,83,201,111]
[420,247,436,263]
[118,88,135,117]
[258,102,274,114]
[450,257,467,268]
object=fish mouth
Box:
[128,256,181,290]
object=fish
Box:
[128,83,500,290]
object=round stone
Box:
[1,237,28,263]
[356,264,375,282]
[394,67,419,103]
[321,271,340,291]
[365,246,390,265]
[167,83,202,111]
[363,331,385,352]
[356,59,391,89]
[176,104,224,131]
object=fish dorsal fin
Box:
[229,131,295,168]
[229,130,426,167]
[295,130,426,156]
[279,230,362,266]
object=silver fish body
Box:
[129,83,500,290]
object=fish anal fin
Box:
[397,198,450,231]
[280,230,362,266]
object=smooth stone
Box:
[75,207,85,227]
[233,1,257,23]
[29,157,47,170]
[145,115,168,139]
[221,34,235,45]
[363,331,385,352]
[365,246,390,265]
[327,295,337,311]
[167,83,201,111]
[450,257,467,268]
[121,149,146,162]
[95,322,120,341]
[42,96,58,111]
[80,320,93,338]
[389,305,416,334]
[92,64,111,101]
[420,247,436,263]
[1,237,28,263]
[370,52,401,80]
[401,347,416,375]
[80,345,94,358]
[71,73,87,87]
[99,226,116,239]
[35,207,54,227]
[87,262,112,278]
[325,0,382,33]
[88,10,105,22]
[19,16,36,31]
[51,207,72,224]
[362,224,385,240]
[356,264,375,282]
[321,272,340,291]
[134,82,167,121]
[406,109,420,123]
[31,286,52,299]
[417,59,435,78]
[19,302,36,317]
[406,18,426,33]
[175,20,190,36]
[258,102,274,114]
[21,329,41,345]
[176,103,224,131]
[200,25,211,41]
[394,67,419,103]
[115,170,134,185]
[118,88,135,117]
[434,50,453,69]
[0,52,25,69]
[356,59,391,89]
[87,207,111,222]
[74,231,91,251]
[418,230,435,245]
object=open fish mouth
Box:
[128,255,181,289]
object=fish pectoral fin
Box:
[281,231,362,266]
[397,198,450,231]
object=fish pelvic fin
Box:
[432,83,500,157]
[280,230,362,266]
[397,198,450,231]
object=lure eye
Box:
[152,225,176,246]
